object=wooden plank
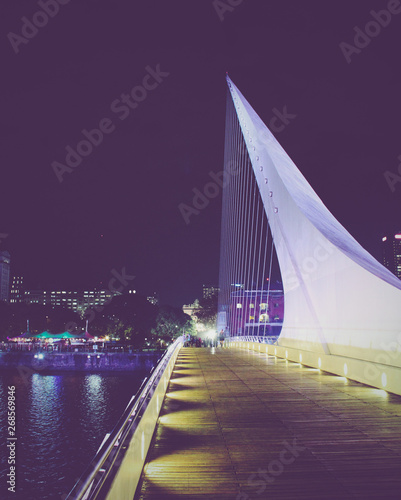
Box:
[135,348,401,499]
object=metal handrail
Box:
[65,336,183,500]
[231,335,279,344]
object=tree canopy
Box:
[195,294,218,329]
[0,294,195,348]
[0,301,81,340]
[151,305,195,347]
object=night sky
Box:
[1,0,401,307]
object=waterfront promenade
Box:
[135,347,401,499]
[0,350,160,372]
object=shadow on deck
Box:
[135,347,401,500]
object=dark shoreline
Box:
[0,351,162,373]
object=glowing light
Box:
[318,358,322,369]
[344,363,348,376]
[299,354,302,363]
[38,353,44,360]
[371,389,388,398]
[207,330,216,339]
[274,348,277,355]
[285,350,288,358]
[382,237,387,242]
[381,372,387,387]
[395,234,401,239]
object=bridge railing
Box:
[230,335,279,344]
[65,336,184,500]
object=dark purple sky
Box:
[1,0,401,306]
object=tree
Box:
[196,294,218,330]
[87,294,158,348]
[0,302,81,340]
[151,306,194,347]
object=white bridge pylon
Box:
[225,75,401,382]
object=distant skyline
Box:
[2,1,401,307]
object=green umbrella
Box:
[32,331,80,339]
[32,331,54,339]
[56,332,81,339]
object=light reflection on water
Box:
[0,370,149,500]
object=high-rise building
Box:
[10,276,24,304]
[382,233,401,280]
[0,251,11,302]
[23,289,120,315]
[202,285,220,300]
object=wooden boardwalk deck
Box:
[135,347,401,500]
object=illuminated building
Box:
[382,233,401,279]
[230,289,284,337]
[183,299,201,319]
[10,276,24,303]
[0,251,11,302]
[23,289,119,315]
[202,285,220,299]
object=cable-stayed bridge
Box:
[67,78,401,500]
[219,74,401,396]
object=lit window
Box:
[249,303,254,308]
[260,303,268,310]
[236,303,242,309]
[259,314,269,323]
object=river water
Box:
[0,369,150,500]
